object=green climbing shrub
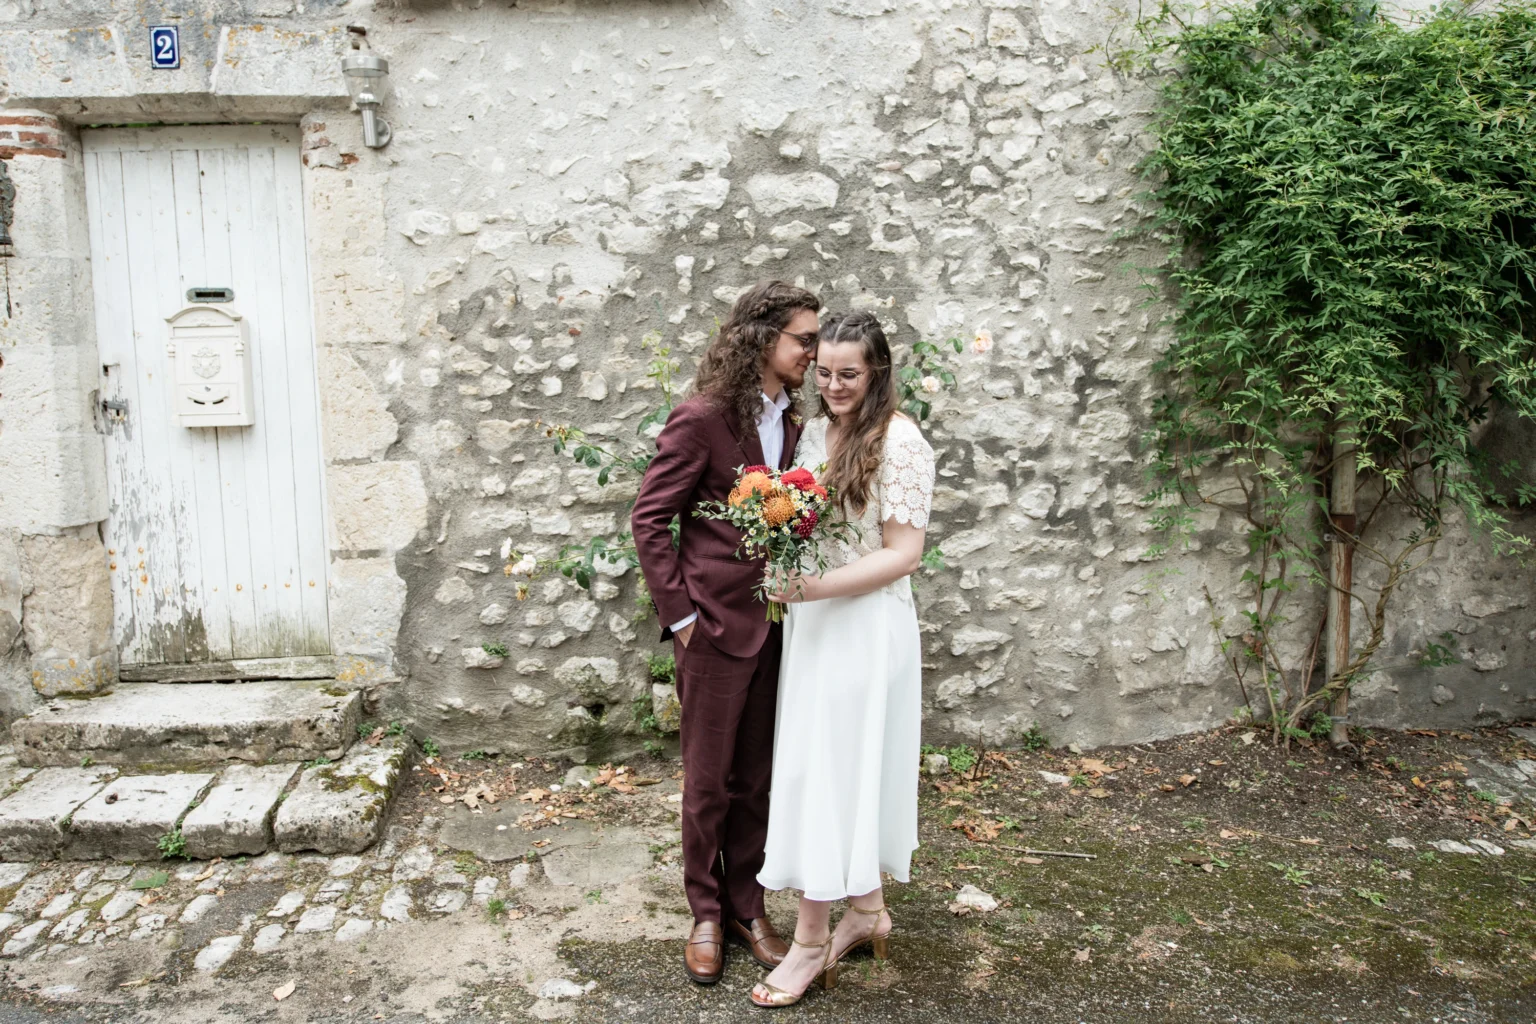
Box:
[1129,0,1536,738]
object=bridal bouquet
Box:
[695,465,858,622]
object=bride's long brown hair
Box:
[818,312,899,517]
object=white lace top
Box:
[793,415,936,590]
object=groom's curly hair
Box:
[693,280,821,433]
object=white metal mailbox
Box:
[165,305,255,427]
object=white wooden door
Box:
[84,125,330,673]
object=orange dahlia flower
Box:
[738,471,774,495]
[763,492,796,527]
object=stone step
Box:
[0,738,409,861]
[10,680,362,768]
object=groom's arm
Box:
[631,400,711,639]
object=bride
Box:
[750,311,936,1008]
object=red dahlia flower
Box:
[741,464,771,475]
[780,467,816,490]
[794,509,819,538]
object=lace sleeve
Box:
[880,418,935,528]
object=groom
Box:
[631,280,822,984]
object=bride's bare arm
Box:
[768,518,925,604]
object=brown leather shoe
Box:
[685,920,725,984]
[728,916,790,968]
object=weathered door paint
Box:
[84,125,330,670]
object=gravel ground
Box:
[0,723,1529,1023]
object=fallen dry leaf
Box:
[1019,856,1044,865]
[1159,783,1175,792]
[952,818,1005,842]
[1179,774,1197,787]
[532,839,550,848]
[1073,948,1092,962]
[1219,829,1239,839]
[273,981,295,1002]
[1207,759,1226,766]
[1087,788,1110,799]
[438,795,456,804]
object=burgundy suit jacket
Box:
[631,395,803,659]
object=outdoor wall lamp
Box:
[341,47,392,149]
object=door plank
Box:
[84,150,144,665]
[170,147,237,661]
[140,148,213,662]
[120,148,195,664]
[272,140,332,648]
[194,148,262,659]
[273,142,333,647]
[241,145,309,656]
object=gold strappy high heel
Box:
[834,902,892,964]
[749,933,838,1008]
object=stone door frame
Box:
[0,23,420,700]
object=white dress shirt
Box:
[671,389,792,635]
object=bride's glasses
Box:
[815,367,867,388]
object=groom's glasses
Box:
[781,329,819,352]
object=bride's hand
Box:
[767,570,822,604]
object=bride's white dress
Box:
[757,415,936,901]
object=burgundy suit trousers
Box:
[674,624,781,924]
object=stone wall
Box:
[0,108,112,710]
[1,0,1531,755]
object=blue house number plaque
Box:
[150,26,180,69]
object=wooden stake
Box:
[995,845,1098,860]
[1327,419,1356,749]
